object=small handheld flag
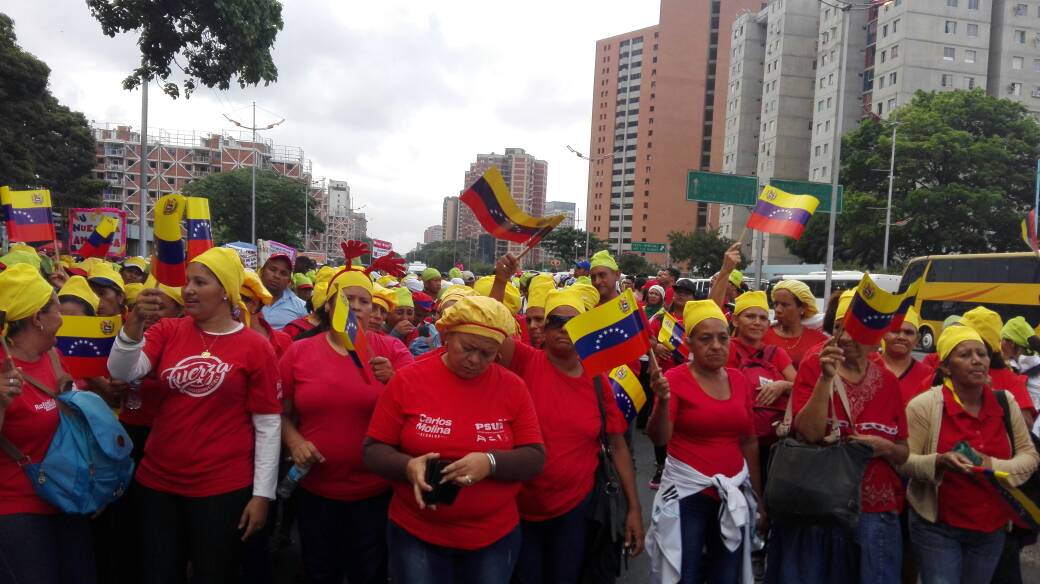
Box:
[185,197,214,260]
[77,215,119,259]
[460,167,565,244]
[55,315,122,378]
[843,273,921,345]
[746,185,820,240]
[609,365,646,422]
[565,289,651,376]
[657,312,690,362]
[1022,209,1038,253]
[1,187,56,243]
[971,466,1040,530]
[330,288,372,383]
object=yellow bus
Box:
[898,252,1040,352]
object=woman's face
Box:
[369,304,388,331]
[835,329,868,362]
[543,306,580,358]
[443,332,501,379]
[647,290,663,305]
[942,340,990,388]
[59,299,90,317]
[343,286,373,325]
[525,307,546,347]
[771,289,802,327]
[183,263,227,321]
[735,307,769,343]
[37,295,63,341]
[90,283,125,317]
[242,294,263,316]
[155,293,184,319]
[1001,338,1020,361]
[388,306,414,327]
[686,318,729,371]
[883,322,918,358]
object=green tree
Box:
[183,168,323,248]
[540,227,606,265]
[87,0,283,98]
[0,14,103,209]
[789,90,1040,267]
[668,229,738,276]
[617,253,657,275]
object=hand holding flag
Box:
[746,185,820,240]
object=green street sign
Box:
[768,179,844,214]
[686,171,758,206]
[630,242,667,253]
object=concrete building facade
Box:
[441,196,459,242]
[423,225,444,243]
[545,200,577,228]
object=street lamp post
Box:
[223,103,284,245]
[882,121,901,271]
[823,2,852,302]
[567,145,619,260]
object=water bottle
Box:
[124,380,142,411]
[276,463,310,498]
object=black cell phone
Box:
[418,323,430,338]
[422,459,461,506]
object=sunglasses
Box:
[544,314,576,329]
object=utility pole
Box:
[883,122,900,271]
[139,78,149,257]
[823,2,851,302]
[224,104,284,245]
[566,145,619,261]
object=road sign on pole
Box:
[630,242,667,253]
[686,172,759,206]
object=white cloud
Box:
[5,0,659,252]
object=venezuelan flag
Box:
[609,364,646,422]
[1022,209,1038,253]
[843,273,921,345]
[746,185,820,240]
[77,215,118,259]
[658,312,690,361]
[460,167,565,243]
[153,194,187,286]
[1,187,56,243]
[565,289,651,376]
[56,315,121,378]
[331,288,372,383]
[972,466,1040,530]
[185,197,214,260]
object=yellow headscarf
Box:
[241,269,274,306]
[124,283,145,305]
[436,295,517,344]
[189,247,245,307]
[372,284,398,313]
[570,282,601,311]
[526,275,555,311]
[728,270,744,288]
[961,306,1003,352]
[122,256,149,273]
[87,262,126,294]
[733,291,769,316]
[314,266,336,286]
[834,289,856,321]
[590,250,618,271]
[545,288,587,316]
[0,250,41,270]
[328,268,374,299]
[683,299,728,334]
[58,275,101,313]
[902,306,921,331]
[0,264,53,325]
[938,326,985,361]
[438,285,478,311]
[474,275,521,314]
[771,280,819,318]
[311,282,330,311]
[394,287,415,309]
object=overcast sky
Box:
[6,1,660,253]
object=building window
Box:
[1016,30,1027,43]
[947,0,957,6]
[1014,56,1025,70]
[889,72,897,84]
[1033,86,1040,98]
[1034,59,1040,72]
[880,49,887,63]
[965,76,975,89]
[888,98,896,111]
[1012,82,1023,96]
[945,20,957,34]
[893,19,899,33]
[965,49,976,63]
[942,74,953,87]
[882,24,889,38]
[891,45,899,58]
[967,23,978,37]
[944,47,955,60]
[968,0,978,8]
[879,76,886,89]
[1015,3,1028,16]
[877,102,884,115]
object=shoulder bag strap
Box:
[592,375,610,453]
[777,376,840,442]
[994,390,1017,456]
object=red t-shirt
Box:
[366,355,543,550]
[136,317,282,497]
[664,365,755,479]
[258,317,293,358]
[727,337,793,412]
[0,352,62,515]
[763,326,829,369]
[282,317,316,341]
[936,385,1014,532]
[507,343,626,521]
[989,368,1036,419]
[792,355,908,513]
[869,353,935,406]
[280,332,413,501]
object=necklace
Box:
[198,330,220,358]
[771,325,804,350]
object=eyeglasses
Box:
[544,314,575,329]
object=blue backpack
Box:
[0,351,135,514]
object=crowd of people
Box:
[1,239,1039,584]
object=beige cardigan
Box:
[898,386,1039,523]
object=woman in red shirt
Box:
[773,299,909,584]
[108,248,282,584]
[765,280,828,369]
[0,264,96,584]
[492,257,643,584]
[901,327,1039,584]
[364,295,545,583]
[962,306,1037,429]
[645,300,763,584]
[280,267,413,584]
[872,307,933,405]
[240,269,293,358]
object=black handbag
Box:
[578,376,628,584]
[765,376,874,529]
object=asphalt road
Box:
[270,424,1039,583]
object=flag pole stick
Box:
[515,239,539,262]
[735,226,749,246]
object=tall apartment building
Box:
[325,180,352,250]
[459,148,548,266]
[545,200,577,228]
[587,0,762,265]
[423,225,444,243]
[91,124,311,253]
[441,196,459,241]
[988,1,1040,109]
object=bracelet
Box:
[117,329,143,345]
[485,451,497,476]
